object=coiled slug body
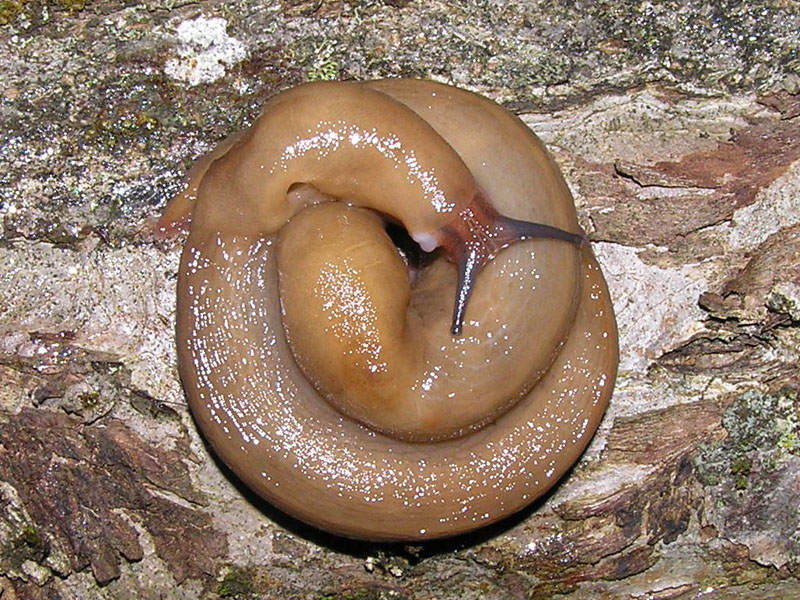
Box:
[160,80,618,541]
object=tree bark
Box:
[1,1,799,598]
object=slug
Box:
[159,79,618,541]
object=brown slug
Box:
[159,79,618,541]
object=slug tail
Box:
[155,193,194,240]
[442,194,587,336]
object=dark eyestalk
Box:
[438,196,587,336]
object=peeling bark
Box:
[0,408,226,586]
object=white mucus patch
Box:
[411,232,438,253]
[164,16,246,87]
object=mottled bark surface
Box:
[1,1,799,598]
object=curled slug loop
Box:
[160,79,619,541]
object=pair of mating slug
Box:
[159,79,618,541]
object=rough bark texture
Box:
[1,1,799,598]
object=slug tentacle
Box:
[436,193,588,334]
[164,79,619,541]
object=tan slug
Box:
[159,79,618,541]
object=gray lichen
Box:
[696,388,800,570]
[696,388,800,487]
